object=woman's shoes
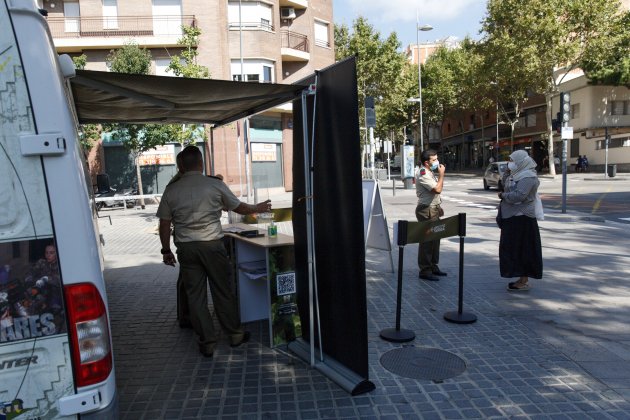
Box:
[507,282,530,291]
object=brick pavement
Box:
[99,178,630,419]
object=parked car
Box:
[483,161,509,190]
[0,2,117,418]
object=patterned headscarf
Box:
[509,150,537,181]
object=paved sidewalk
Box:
[99,176,630,419]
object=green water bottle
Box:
[268,220,277,238]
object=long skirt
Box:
[499,215,543,279]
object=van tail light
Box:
[64,283,113,387]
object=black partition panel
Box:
[292,57,368,378]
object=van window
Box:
[0,3,66,344]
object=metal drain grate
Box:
[380,347,466,381]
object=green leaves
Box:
[106,41,151,74]
[334,17,411,143]
[167,25,210,79]
[582,9,630,87]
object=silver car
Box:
[483,161,509,190]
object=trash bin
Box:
[607,164,617,178]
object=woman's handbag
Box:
[496,202,504,229]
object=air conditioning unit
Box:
[281,7,296,20]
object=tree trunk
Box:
[135,155,146,209]
[546,93,556,176]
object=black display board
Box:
[291,57,371,383]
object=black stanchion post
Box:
[444,213,477,324]
[380,220,415,342]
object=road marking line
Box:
[592,186,612,214]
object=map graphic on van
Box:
[1,239,66,343]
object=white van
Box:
[0,1,117,418]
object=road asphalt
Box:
[99,171,630,419]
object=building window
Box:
[64,1,80,33]
[596,136,630,150]
[155,58,186,76]
[571,103,580,119]
[263,65,272,83]
[610,100,629,115]
[102,0,118,29]
[314,20,330,48]
[231,59,275,83]
[152,0,182,36]
[228,2,273,31]
[526,113,536,127]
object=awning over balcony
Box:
[70,70,308,126]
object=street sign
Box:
[561,126,573,140]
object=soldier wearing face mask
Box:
[414,149,448,282]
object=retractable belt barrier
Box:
[380,213,476,343]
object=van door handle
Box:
[19,133,66,156]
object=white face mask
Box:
[508,161,517,171]
[430,160,440,171]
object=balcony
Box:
[227,20,274,32]
[46,15,196,51]
[280,29,309,62]
[279,0,308,9]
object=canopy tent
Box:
[68,63,374,395]
[70,70,308,126]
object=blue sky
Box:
[332,0,488,49]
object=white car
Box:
[483,161,509,190]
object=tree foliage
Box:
[480,0,622,174]
[106,41,152,74]
[334,17,412,143]
[167,25,210,79]
[421,47,460,132]
[581,9,630,87]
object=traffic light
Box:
[559,92,571,124]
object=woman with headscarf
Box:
[497,150,543,291]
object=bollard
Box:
[392,179,396,196]
[380,220,415,343]
[444,213,477,324]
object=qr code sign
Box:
[276,272,296,295]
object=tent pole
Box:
[301,83,318,366]
[308,75,323,362]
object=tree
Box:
[421,46,460,151]
[480,0,621,176]
[105,41,158,208]
[107,41,152,74]
[582,10,630,87]
[165,25,209,148]
[334,17,412,158]
[167,25,209,79]
[104,34,209,205]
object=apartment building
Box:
[553,71,630,173]
[43,0,335,194]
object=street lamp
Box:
[416,20,433,154]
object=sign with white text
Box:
[138,144,175,166]
[561,126,574,140]
[251,143,277,162]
